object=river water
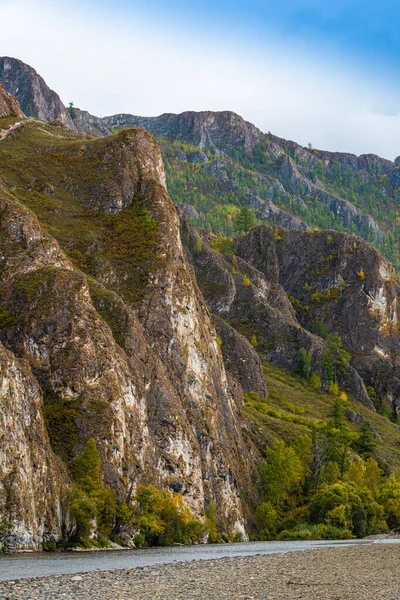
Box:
[1,538,399,581]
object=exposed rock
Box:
[0,57,76,130]
[187,151,208,164]
[176,203,199,220]
[0,84,24,118]
[213,316,268,398]
[0,57,390,241]
[180,217,328,380]
[99,111,263,155]
[261,198,308,231]
[345,408,381,440]
[0,119,258,547]
[0,341,64,550]
[237,226,400,410]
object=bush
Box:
[255,502,277,540]
[206,502,222,544]
[242,274,251,287]
[210,233,234,255]
[310,372,321,389]
[68,485,96,540]
[132,485,206,546]
[308,482,369,537]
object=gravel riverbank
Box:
[1,543,399,600]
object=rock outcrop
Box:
[0,118,257,548]
[180,217,372,408]
[0,341,64,551]
[0,57,76,130]
[0,84,24,118]
[237,226,400,412]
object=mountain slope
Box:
[0,92,258,548]
[3,57,400,264]
[2,61,400,549]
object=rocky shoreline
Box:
[1,543,399,599]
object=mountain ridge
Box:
[2,60,400,551]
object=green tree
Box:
[132,485,205,546]
[68,101,76,119]
[296,348,311,380]
[259,439,303,506]
[311,319,329,340]
[255,502,277,540]
[71,437,102,493]
[354,423,377,458]
[323,336,350,383]
[233,207,256,234]
[69,438,116,541]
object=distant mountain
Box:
[0,57,77,130]
[3,57,400,261]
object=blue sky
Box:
[1,0,400,158]
[83,0,400,72]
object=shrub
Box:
[210,233,234,255]
[308,482,369,537]
[206,502,222,544]
[357,268,366,280]
[310,372,321,389]
[311,319,329,340]
[255,502,277,540]
[242,274,251,287]
[195,238,203,255]
[328,381,340,396]
[132,485,206,546]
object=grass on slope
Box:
[245,360,400,471]
[0,120,160,303]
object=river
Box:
[2,538,399,581]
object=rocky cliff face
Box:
[100,111,263,155]
[236,226,400,413]
[96,113,387,240]
[180,218,372,408]
[0,57,76,130]
[0,84,24,118]
[0,114,257,548]
[0,341,65,551]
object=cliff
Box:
[0,57,76,130]
[0,115,257,549]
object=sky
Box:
[1,0,400,158]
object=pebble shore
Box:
[1,543,399,600]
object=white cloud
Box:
[1,0,400,159]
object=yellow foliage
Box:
[357,268,366,280]
[242,274,251,287]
